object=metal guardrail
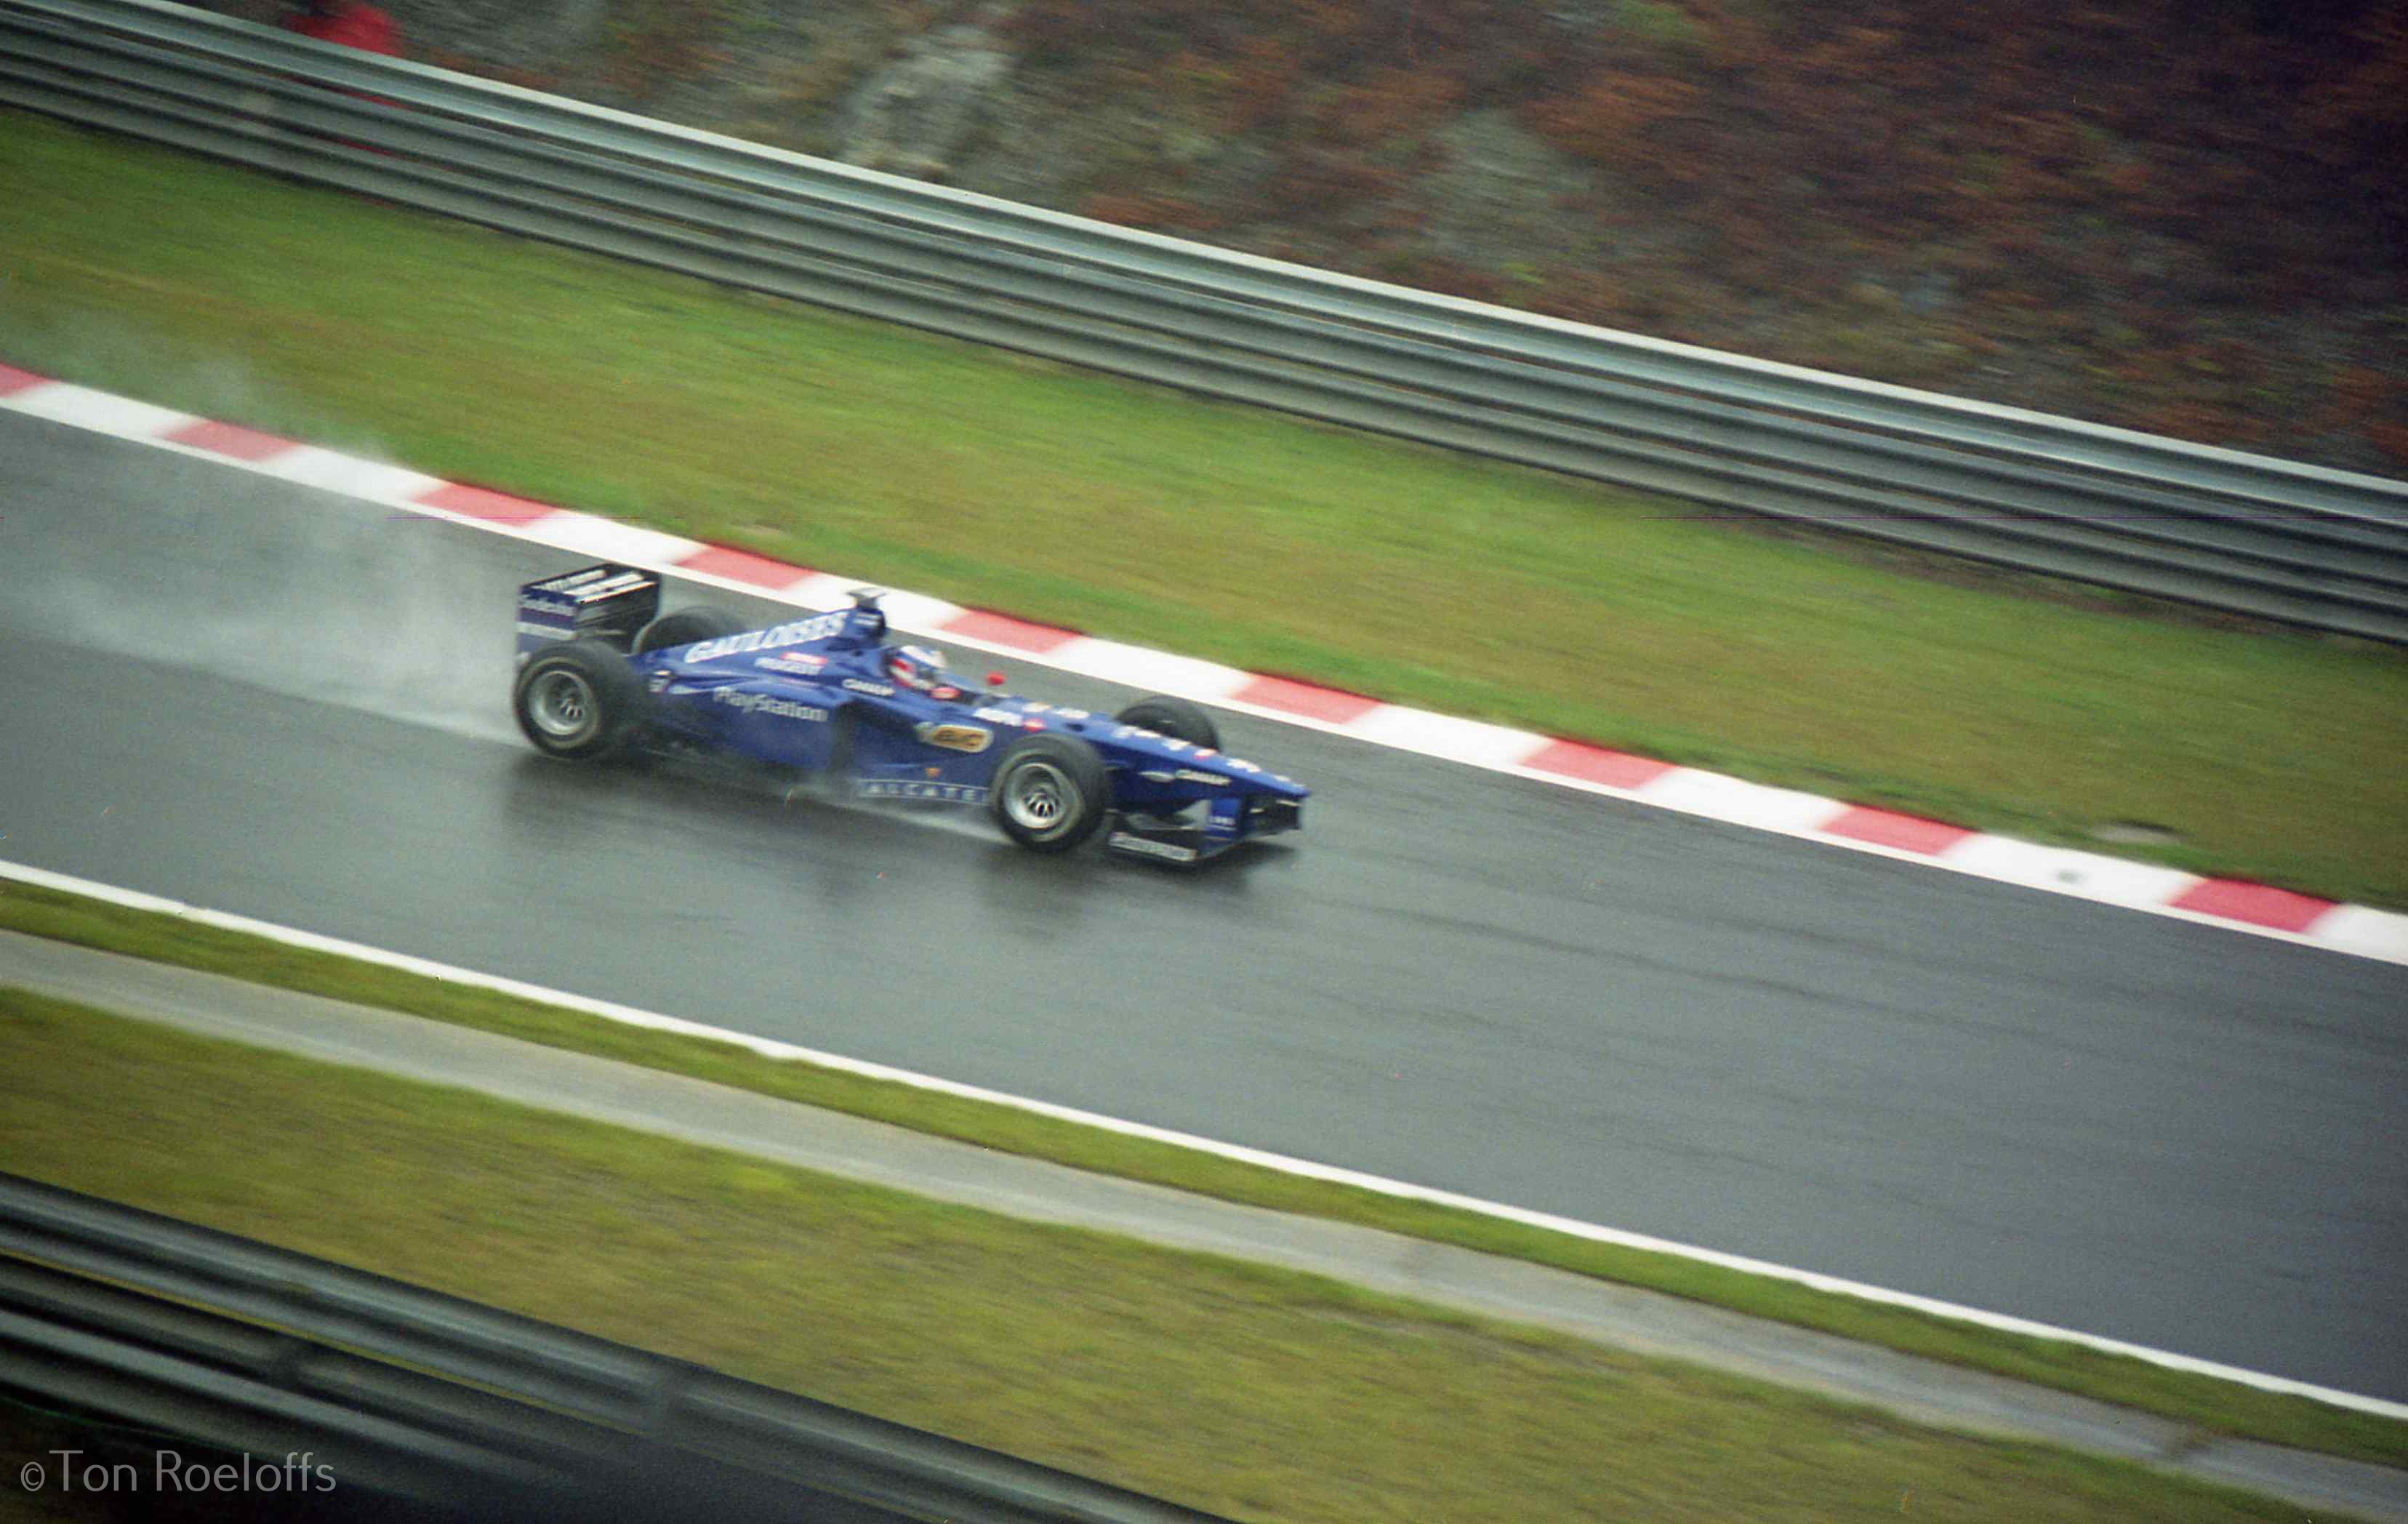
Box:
[4,0,2407,641]
[0,1174,1232,1523]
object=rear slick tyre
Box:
[633,606,745,655]
[513,642,645,760]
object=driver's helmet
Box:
[885,643,950,694]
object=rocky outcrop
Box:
[832,20,1012,183]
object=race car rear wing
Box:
[514,563,659,664]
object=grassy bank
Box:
[4,878,2401,1471]
[0,987,2356,1523]
[1,113,2404,905]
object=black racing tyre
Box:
[633,606,746,655]
[513,642,646,760]
[1113,694,1221,752]
[988,734,1111,853]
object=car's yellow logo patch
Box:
[916,723,992,754]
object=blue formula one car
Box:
[510,563,1307,864]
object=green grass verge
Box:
[1,113,2404,906]
[4,878,2401,1472]
[0,987,2360,1524]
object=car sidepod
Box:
[687,679,844,768]
[630,653,851,771]
[846,698,1004,803]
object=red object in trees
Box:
[282,2,403,58]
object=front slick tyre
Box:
[1113,694,1220,752]
[989,733,1109,853]
[513,642,645,760]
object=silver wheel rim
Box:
[528,668,598,740]
[1003,761,1075,835]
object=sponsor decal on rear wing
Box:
[514,564,661,663]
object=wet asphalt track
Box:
[3,411,2404,1399]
